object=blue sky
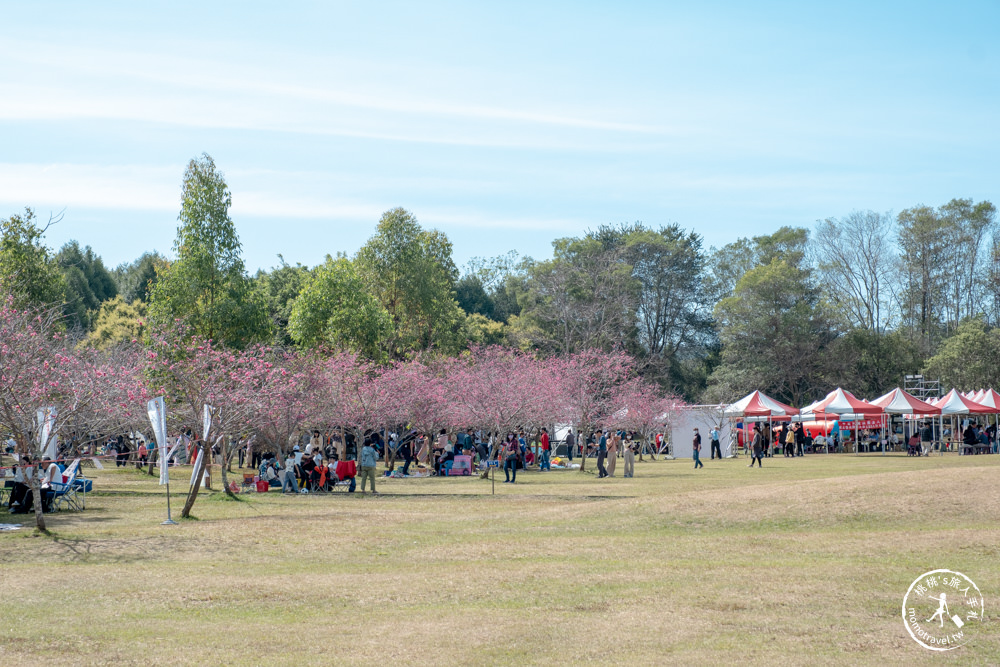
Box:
[1,1,997,272]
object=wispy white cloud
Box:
[0,40,669,150]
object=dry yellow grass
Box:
[1,453,997,665]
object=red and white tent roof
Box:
[871,388,940,415]
[723,390,799,418]
[931,389,994,416]
[801,387,883,416]
[972,389,1000,410]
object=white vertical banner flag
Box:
[189,447,205,488]
[203,405,214,442]
[37,407,57,459]
[147,397,169,485]
[201,405,215,488]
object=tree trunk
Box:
[180,444,209,518]
[147,447,159,476]
[219,436,238,499]
[579,426,588,473]
[29,476,47,532]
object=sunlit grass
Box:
[1,453,997,665]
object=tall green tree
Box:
[707,259,834,406]
[288,255,390,358]
[355,208,465,357]
[147,154,270,347]
[56,240,118,330]
[513,236,637,355]
[826,329,921,398]
[0,208,65,309]
[255,257,311,346]
[114,251,166,304]
[923,317,1000,392]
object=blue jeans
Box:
[504,456,517,482]
[693,451,703,468]
[540,450,550,470]
[282,475,298,493]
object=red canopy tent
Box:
[723,390,798,454]
[723,390,798,419]
[800,387,884,416]
[933,389,993,416]
[871,388,940,415]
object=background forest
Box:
[3,154,996,406]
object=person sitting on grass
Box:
[264,457,281,487]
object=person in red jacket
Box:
[539,428,551,471]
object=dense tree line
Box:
[2,153,997,404]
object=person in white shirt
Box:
[42,458,62,488]
[8,456,35,513]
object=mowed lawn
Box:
[1,453,998,666]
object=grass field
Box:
[1,453,997,665]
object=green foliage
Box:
[704,226,809,302]
[288,255,391,359]
[923,318,1000,391]
[464,313,506,347]
[0,208,66,309]
[114,251,166,304]
[56,240,118,330]
[355,208,464,357]
[255,257,311,346]
[455,275,495,319]
[147,154,271,347]
[826,329,922,398]
[707,259,833,405]
[83,296,147,350]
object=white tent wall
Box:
[669,406,730,459]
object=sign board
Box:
[487,460,500,468]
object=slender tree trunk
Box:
[30,476,46,532]
[147,446,159,476]
[180,443,209,518]
[219,436,238,499]
[579,423,588,473]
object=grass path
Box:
[1,453,997,665]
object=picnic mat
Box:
[0,524,23,531]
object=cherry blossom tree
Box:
[145,325,256,516]
[238,348,326,490]
[551,349,634,472]
[0,299,148,530]
[605,379,682,460]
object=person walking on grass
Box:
[359,438,378,494]
[785,425,795,458]
[692,428,704,468]
[749,424,763,467]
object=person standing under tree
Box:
[607,431,619,477]
[596,430,608,478]
[359,438,378,495]
[565,430,575,461]
[710,426,722,460]
[623,438,636,477]
[692,428,704,468]
[539,428,551,471]
[503,433,519,483]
